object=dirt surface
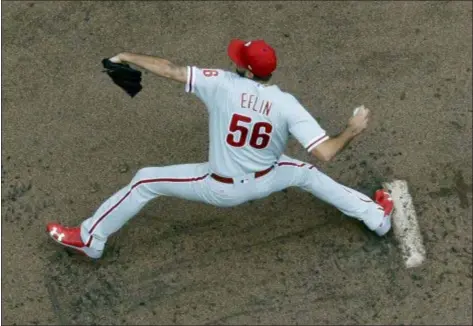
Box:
[2,1,472,325]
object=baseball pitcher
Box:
[46,39,394,259]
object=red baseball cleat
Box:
[373,189,394,236]
[375,189,394,216]
[46,223,103,259]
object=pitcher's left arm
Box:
[109,52,187,83]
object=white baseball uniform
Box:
[81,67,388,251]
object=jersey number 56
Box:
[226,113,273,149]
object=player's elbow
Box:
[321,153,335,162]
[163,62,188,83]
[310,140,336,162]
[310,148,334,162]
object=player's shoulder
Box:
[279,90,300,103]
[269,87,303,107]
[192,66,232,79]
[270,88,313,121]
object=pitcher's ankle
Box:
[374,215,391,236]
[80,226,106,251]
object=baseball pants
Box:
[81,154,387,251]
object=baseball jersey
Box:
[185,66,329,177]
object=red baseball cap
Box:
[227,39,277,77]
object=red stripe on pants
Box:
[85,174,208,246]
[342,187,373,203]
[277,162,306,168]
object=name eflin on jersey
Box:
[240,93,272,117]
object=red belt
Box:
[210,166,274,184]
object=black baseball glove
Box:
[102,58,143,97]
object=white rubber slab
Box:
[383,180,426,268]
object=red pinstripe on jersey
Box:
[185,66,195,93]
[306,134,329,152]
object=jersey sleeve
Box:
[184,66,226,101]
[287,98,329,152]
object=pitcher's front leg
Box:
[47,163,211,258]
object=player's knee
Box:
[129,167,165,198]
[131,167,156,184]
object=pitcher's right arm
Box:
[309,108,370,162]
[287,97,370,162]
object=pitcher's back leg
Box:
[270,155,391,236]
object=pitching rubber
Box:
[383,180,426,268]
